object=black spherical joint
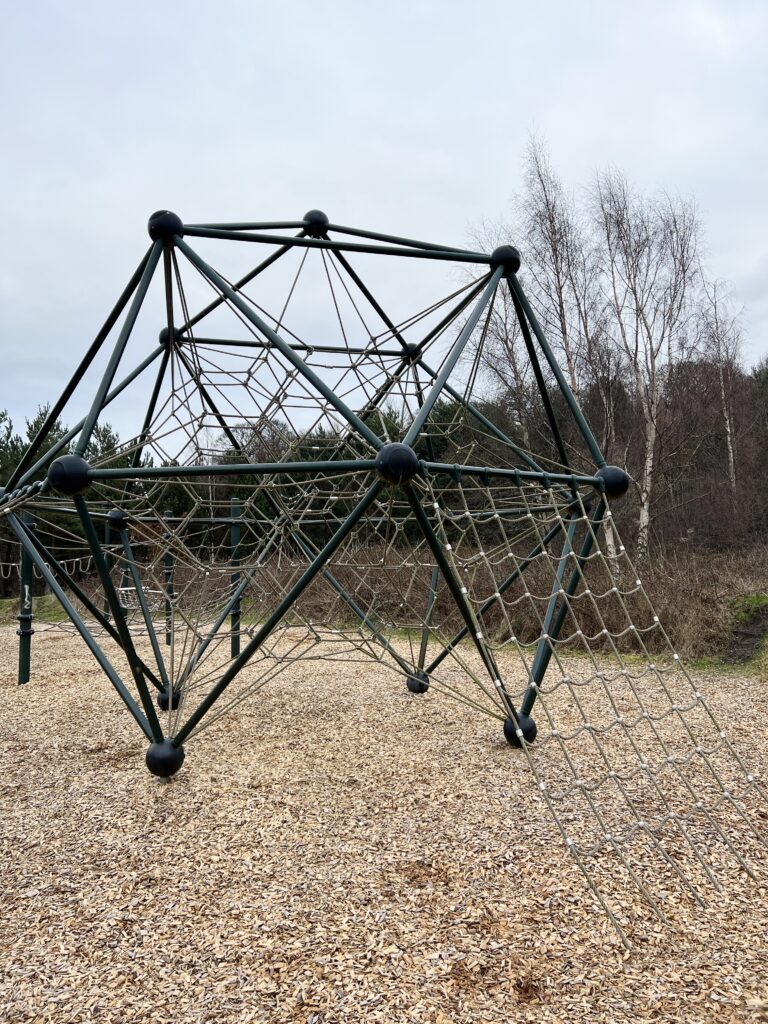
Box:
[489,245,522,277]
[303,209,329,238]
[157,687,181,711]
[374,443,420,486]
[107,507,129,532]
[47,455,92,497]
[159,326,183,348]
[145,738,185,778]
[596,465,630,500]
[407,670,430,694]
[148,210,184,242]
[504,713,537,748]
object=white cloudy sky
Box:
[1,0,766,436]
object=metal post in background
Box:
[103,515,112,620]
[230,498,242,659]
[17,512,35,684]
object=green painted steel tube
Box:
[230,499,241,659]
[520,499,606,717]
[120,529,170,692]
[421,462,599,488]
[181,225,493,265]
[424,513,569,676]
[75,242,163,457]
[16,519,163,690]
[175,237,384,451]
[6,245,156,490]
[7,513,153,740]
[403,484,517,720]
[418,565,440,673]
[403,269,502,447]
[173,480,383,745]
[87,459,377,481]
[13,344,166,491]
[187,336,406,357]
[178,239,297,334]
[507,275,606,468]
[508,286,571,470]
[527,515,580,685]
[326,222,477,255]
[16,512,35,684]
[75,497,164,742]
[414,360,545,475]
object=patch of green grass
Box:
[0,593,68,624]
[732,593,768,624]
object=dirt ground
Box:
[1,626,767,1024]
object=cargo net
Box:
[3,222,765,946]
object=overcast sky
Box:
[1,0,766,437]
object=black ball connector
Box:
[145,738,185,778]
[303,209,329,238]
[148,210,184,242]
[159,326,183,348]
[47,455,92,496]
[407,670,430,694]
[596,465,630,500]
[157,687,181,711]
[374,443,421,486]
[107,507,129,532]
[489,245,522,277]
[504,713,538,748]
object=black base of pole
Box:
[503,714,537,748]
[407,670,430,694]
[146,739,185,777]
[157,687,181,710]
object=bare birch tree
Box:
[700,277,741,493]
[593,170,699,560]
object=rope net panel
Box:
[1,211,764,945]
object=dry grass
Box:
[1,626,768,1023]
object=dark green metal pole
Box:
[417,565,440,673]
[520,499,606,717]
[17,517,163,689]
[403,484,518,721]
[16,513,35,684]
[507,275,606,468]
[403,268,502,446]
[7,513,154,740]
[230,498,241,659]
[74,497,164,743]
[174,236,384,451]
[74,242,163,457]
[119,528,170,693]
[173,480,383,745]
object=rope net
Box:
[2,215,765,944]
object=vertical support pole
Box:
[17,512,35,685]
[527,514,580,685]
[103,516,112,620]
[520,499,606,716]
[164,510,174,646]
[230,498,241,659]
[417,565,440,673]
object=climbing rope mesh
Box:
[6,233,766,944]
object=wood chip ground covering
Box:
[1,626,767,1023]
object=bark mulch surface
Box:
[1,627,767,1023]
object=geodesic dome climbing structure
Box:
[0,208,765,946]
